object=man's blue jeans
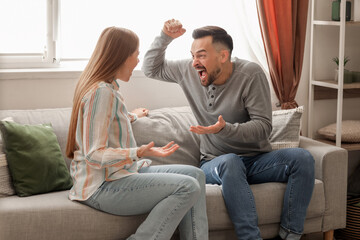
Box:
[83,164,208,240]
[200,148,315,240]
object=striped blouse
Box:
[69,80,151,201]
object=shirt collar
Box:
[111,79,120,91]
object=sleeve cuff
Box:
[130,147,139,162]
[160,30,174,43]
[128,112,138,122]
[216,122,231,137]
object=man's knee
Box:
[293,148,314,166]
[299,149,315,177]
[287,148,315,177]
[217,153,246,177]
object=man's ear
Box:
[220,50,230,63]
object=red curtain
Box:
[256,0,309,109]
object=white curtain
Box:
[231,1,269,75]
[59,0,268,74]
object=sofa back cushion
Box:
[0,104,303,171]
[0,106,201,170]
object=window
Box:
[0,0,60,68]
[0,0,267,71]
[0,1,46,54]
[0,0,47,68]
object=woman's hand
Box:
[137,141,179,158]
[131,108,149,118]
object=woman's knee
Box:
[194,168,206,186]
[179,176,201,201]
[187,165,206,179]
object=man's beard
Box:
[202,67,221,87]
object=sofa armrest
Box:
[299,136,348,232]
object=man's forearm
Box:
[141,31,173,80]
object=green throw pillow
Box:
[0,120,72,197]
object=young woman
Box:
[66,27,208,240]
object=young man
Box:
[142,19,315,240]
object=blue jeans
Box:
[200,148,315,240]
[83,164,209,240]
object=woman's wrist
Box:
[136,147,142,158]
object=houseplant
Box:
[333,56,352,83]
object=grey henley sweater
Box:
[142,32,273,159]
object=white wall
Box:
[0,71,79,110]
[0,70,189,111]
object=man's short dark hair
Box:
[192,26,233,56]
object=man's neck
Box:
[213,61,233,86]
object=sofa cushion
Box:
[0,179,325,240]
[0,121,73,197]
[269,106,303,150]
[317,120,360,143]
[0,116,16,197]
[206,179,324,229]
[0,191,148,240]
[132,106,200,166]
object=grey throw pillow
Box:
[0,153,15,197]
[133,105,304,165]
[132,106,201,166]
[0,117,15,197]
[269,106,303,150]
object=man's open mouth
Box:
[197,68,207,80]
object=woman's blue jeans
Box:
[83,164,209,240]
[200,148,315,240]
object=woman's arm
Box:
[81,87,138,169]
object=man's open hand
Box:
[163,19,186,39]
[190,115,226,134]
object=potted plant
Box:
[333,56,352,83]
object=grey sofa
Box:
[0,106,347,240]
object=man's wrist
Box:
[161,30,174,41]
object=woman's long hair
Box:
[66,27,139,159]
